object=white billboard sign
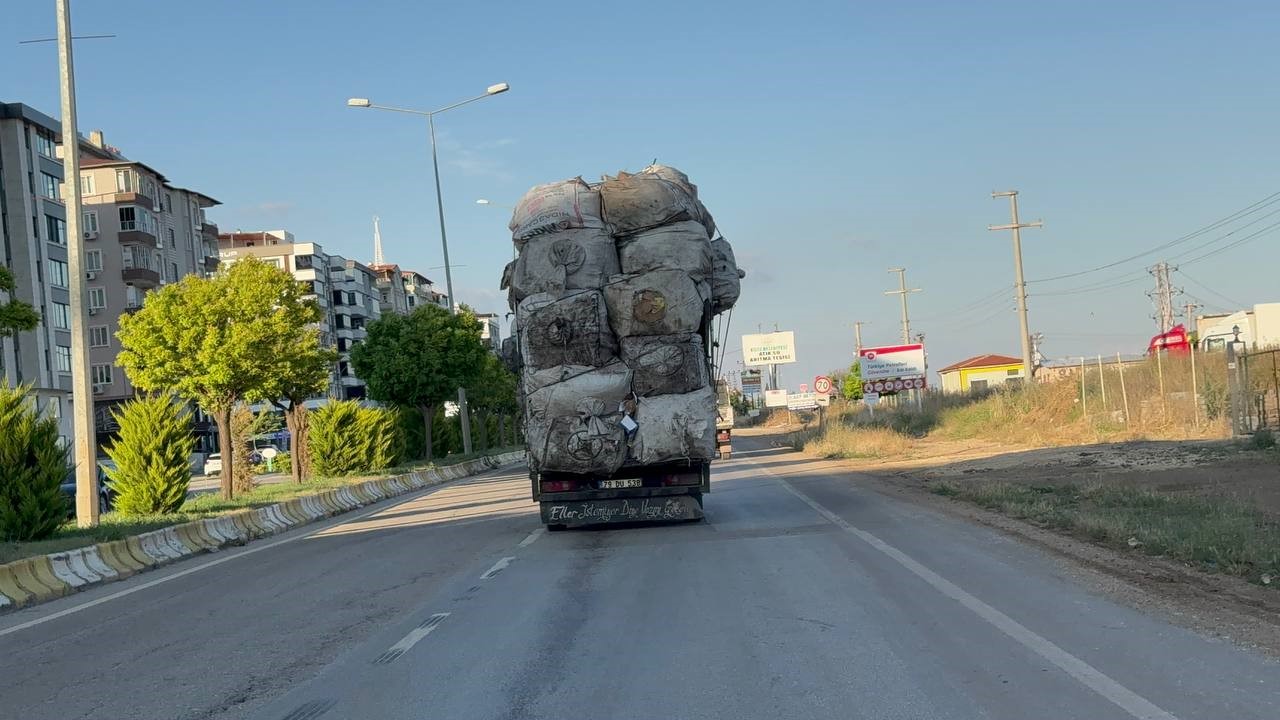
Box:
[764,389,788,408]
[743,332,797,366]
[859,344,926,382]
[787,392,819,410]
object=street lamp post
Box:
[347,83,510,455]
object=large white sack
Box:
[629,386,717,464]
[523,364,593,395]
[509,228,620,302]
[620,333,709,397]
[616,221,715,284]
[640,164,717,238]
[509,178,607,242]
[517,291,618,370]
[600,171,703,236]
[709,237,745,314]
[524,362,632,475]
[603,271,708,338]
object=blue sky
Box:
[6,0,1280,388]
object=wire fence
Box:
[1238,347,1280,433]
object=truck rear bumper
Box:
[541,494,703,527]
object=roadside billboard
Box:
[787,392,819,410]
[764,389,788,407]
[743,332,797,366]
[859,344,926,382]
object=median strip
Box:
[0,451,524,613]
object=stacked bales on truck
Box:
[501,165,744,475]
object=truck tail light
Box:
[661,473,701,486]
[540,480,575,493]
[716,430,731,443]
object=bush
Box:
[1251,429,1277,450]
[309,401,405,476]
[104,395,195,515]
[0,385,72,541]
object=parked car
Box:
[203,453,223,476]
[249,443,281,466]
[60,463,113,518]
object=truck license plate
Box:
[599,478,642,489]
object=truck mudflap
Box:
[541,494,703,527]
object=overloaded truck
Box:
[499,165,744,529]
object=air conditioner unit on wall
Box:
[84,231,96,240]
[85,271,96,280]
[88,308,99,315]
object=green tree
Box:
[0,266,40,339]
[116,257,321,500]
[104,395,194,515]
[251,328,335,484]
[465,353,518,451]
[308,401,403,475]
[841,361,864,401]
[0,385,71,541]
[351,305,488,460]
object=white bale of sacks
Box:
[507,228,620,303]
[709,237,745,314]
[619,333,708,397]
[509,178,608,242]
[517,290,618,371]
[602,270,708,339]
[523,362,632,475]
[616,220,715,285]
[629,386,718,464]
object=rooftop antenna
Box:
[372,215,384,266]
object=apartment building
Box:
[402,270,449,311]
[369,263,410,315]
[328,254,381,399]
[0,103,74,441]
[475,312,501,352]
[79,132,222,425]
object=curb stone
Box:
[0,451,525,613]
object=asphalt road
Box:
[3,438,1278,720]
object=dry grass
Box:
[933,480,1280,586]
[800,424,913,459]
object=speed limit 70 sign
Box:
[814,376,832,394]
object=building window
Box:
[116,169,136,193]
[47,397,61,419]
[163,192,172,213]
[167,228,175,247]
[54,346,72,373]
[89,326,110,347]
[295,254,314,270]
[88,287,106,310]
[119,206,137,231]
[970,379,989,392]
[85,249,103,272]
[83,211,98,234]
[337,338,349,352]
[48,259,69,288]
[408,295,417,308]
[125,286,141,309]
[35,129,57,158]
[45,215,66,245]
[50,301,70,330]
[1006,369,1020,376]
[338,361,350,377]
[80,174,95,195]
[92,364,113,385]
[170,262,179,283]
[41,172,61,201]
[262,256,284,270]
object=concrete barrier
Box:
[0,450,526,611]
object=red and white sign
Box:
[814,376,832,394]
[859,344,926,381]
[799,383,809,393]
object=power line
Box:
[1027,189,1280,284]
[913,285,1012,322]
[1179,269,1245,309]
[1178,218,1280,266]
[1029,270,1150,297]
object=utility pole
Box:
[988,190,1043,382]
[1183,301,1200,337]
[853,321,867,354]
[884,268,921,344]
[1148,261,1178,334]
[56,0,99,527]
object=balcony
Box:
[114,191,155,209]
[201,222,219,239]
[203,255,221,273]
[119,228,158,248]
[122,267,161,288]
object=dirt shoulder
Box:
[736,426,1280,656]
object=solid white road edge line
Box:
[517,528,545,548]
[480,556,516,580]
[744,455,1180,720]
[0,474,535,639]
